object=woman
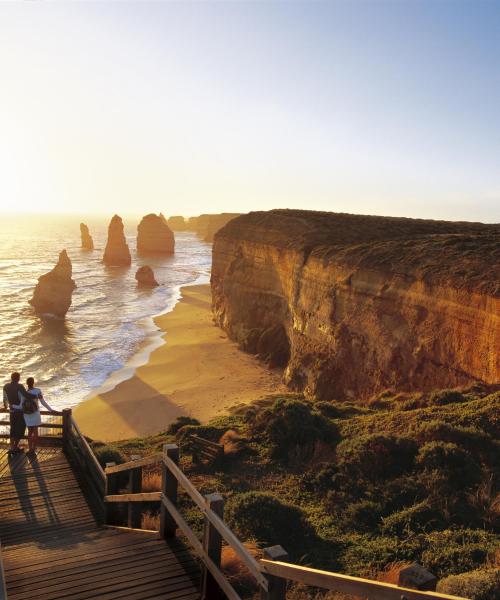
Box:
[21,377,56,456]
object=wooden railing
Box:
[0,408,65,443]
[0,542,7,600]
[101,443,467,600]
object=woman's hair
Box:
[26,377,35,389]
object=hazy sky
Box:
[0,1,499,221]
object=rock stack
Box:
[167,216,187,231]
[80,223,94,250]
[29,250,76,317]
[135,266,159,287]
[103,215,131,266]
[137,214,175,254]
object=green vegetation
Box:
[106,386,499,598]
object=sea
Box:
[0,214,212,411]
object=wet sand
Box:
[73,284,285,441]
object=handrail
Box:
[163,454,268,591]
[0,408,64,416]
[162,495,241,600]
[69,417,106,483]
[0,542,7,600]
[260,561,467,600]
[105,453,162,474]
[105,492,161,503]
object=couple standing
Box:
[2,372,55,457]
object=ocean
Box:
[0,214,212,411]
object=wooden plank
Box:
[162,495,241,600]
[105,453,162,474]
[189,435,222,451]
[260,560,468,600]
[163,454,267,591]
[105,492,161,503]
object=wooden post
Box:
[128,455,142,529]
[160,444,179,539]
[261,545,289,600]
[201,493,224,600]
[105,462,118,525]
[62,409,72,452]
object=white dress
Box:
[19,388,53,427]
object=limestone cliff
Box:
[80,223,94,250]
[187,213,241,242]
[135,266,159,287]
[167,216,187,231]
[103,215,131,266]
[137,214,175,254]
[30,250,76,317]
[212,210,499,401]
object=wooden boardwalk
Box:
[0,445,200,600]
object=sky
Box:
[0,1,499,222]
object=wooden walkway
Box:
[0,445,200,600]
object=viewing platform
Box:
[0,409,467,600]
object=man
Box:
[3,372,33,455]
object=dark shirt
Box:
[3,382,33,410]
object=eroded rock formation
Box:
[167,216,187,231]
[137,214,175,254]
[80,223,94,250]
[30,250,76,317]
[103,215,131,266]
[186,213,241,242]
[212,210,500,401]
[135,266,159,287]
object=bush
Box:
[246,398,339,462]
[341,500,385,532]
[94,445,126,468]
[416,441,480,487]
[337,434,417,481]
[166,416,200,435]
[314,401,343,419]
[381,501,444,536]
[225,491,313,552]
[437,569,500,600]
[429,389,467,406]
[420,529,498,578]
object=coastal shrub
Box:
[341,500,385,532]
[341,535,416,576]
[94,445,126,468]
[428,389,466,406]
[437,569,500,600]
[420,529,499,578]
[337,434,417,481]
[381,501,444,536]
[415,441,480,487]
[246,398,339,462]
[314,401,343,419]
[166,416,200,435]
[225,491,313,552]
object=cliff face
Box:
[187,213,241,242]
[103,215,131,266]
[137,214,175,254]
[30,250,76,317]
[80,223,94,250]
[212,210,499,401]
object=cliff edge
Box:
[212,209,499,400]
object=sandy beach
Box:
[74,284,285,441]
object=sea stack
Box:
[103,215,131,266]
[167,216,187,231]
[80,223,94,250]
[135,266,159,287]
[29,250,76,317]
[137,213,175,254]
